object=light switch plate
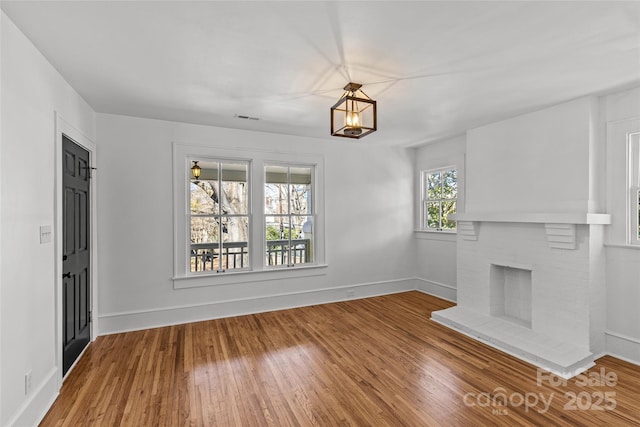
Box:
[40,225,52,244]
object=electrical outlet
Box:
[346,289,355,298]
[25,371,32,395]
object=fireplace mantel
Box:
[454,213,610,249]
[453,212,611,225]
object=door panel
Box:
[63,277,74,346]
[63,188,75,257]
[62,135,91,376]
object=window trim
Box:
[172,143,326,287]
[629,132,640,245]
[420,166,457,232]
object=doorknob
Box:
[62,255,68,261]
[62,272,71,279]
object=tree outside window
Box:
[422,167,457,231]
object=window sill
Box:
[414,229,457,242]
[173,264,329,289]
[604,243,640,251]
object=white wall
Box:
[603,86,640,364]
[466,97,596,215]
[0,11,96,427]
[413,135,465,301]
[0,13,4,425]
[96,113,416,333]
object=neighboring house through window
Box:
[421,167,457,231]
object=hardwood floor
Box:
[41,292,640,426]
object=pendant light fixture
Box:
[191,161,201,180]
[330,82,377,139]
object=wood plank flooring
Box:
[41,292,640,426]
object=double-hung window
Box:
[189,160,250,273]
[421,167,457,231]
[264,164,314,267]
[173,143,325,285]
[630,132,640,245]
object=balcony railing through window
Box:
[190,239,311,272]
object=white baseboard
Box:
[605,330,640,366]
[6,367,58,427]
[413,278,457,302]
[99,277,416,335]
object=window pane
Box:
[190,245,219,273]
[427,201,441,229]
[291,216,314,265]
[442,201,457,229]
[290,166,313,214]
[265,165,289,215]
[265,215,290,266]
[221,162,248,215]
[221,216,249,270]
[190,217,220,273]
[427,172,442,200]
[190,180,219,215]
[190,217,219,244]
[442,169,457,199]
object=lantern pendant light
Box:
[191,161,201,180]
[330,82,377,139]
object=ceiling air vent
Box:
[235,114,260,121]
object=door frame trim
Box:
[54,113,98,386]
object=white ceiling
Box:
[2,1,639,147]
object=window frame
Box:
[420,166,457,232]
[629,132,640,245]
[172,143,326,288]
[188,158,252,274]
[264,162,316,269]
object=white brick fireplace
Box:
[430,96,612,378]
[432,214,610,378]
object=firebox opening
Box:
[490,264,532,328]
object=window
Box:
[630,132,640,245]
[173,143,325,284]
[421,167,457,231]
[189,160,250,273]
[264,164,314,267]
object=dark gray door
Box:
[62,135,91,376]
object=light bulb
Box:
[347,111,360,127]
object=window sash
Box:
[264,164,316,267]
[188,159,251,273]
[421,167,457,231]
[630,186,640,246]
[630,133,640,245]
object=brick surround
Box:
[432,218,608,378]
